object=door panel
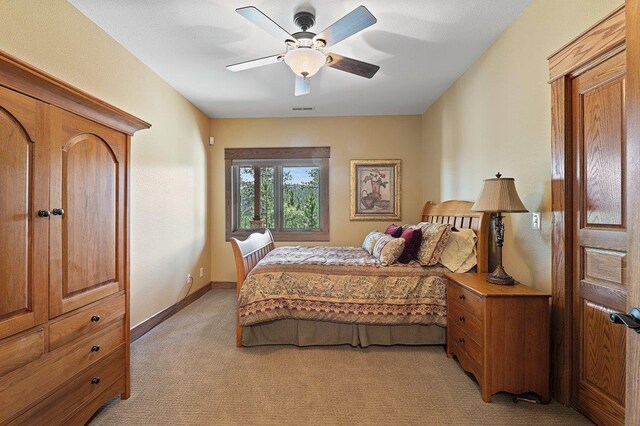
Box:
[573,52,626,426]
[583,79,625,227]
[582,301,626,402]
[49,108,126,318]
[0,86,48,340]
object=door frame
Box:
[624,0,640,424]
[548,5,625,406]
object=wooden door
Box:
[625,0,640,424]
[0,86,49,339]
[572,51,627,425]
[49,107,127,318]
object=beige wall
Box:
[210,116,423,281]
[0,0,621,320]
[421,0,622,292]
[0,0,212,327]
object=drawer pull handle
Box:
[91,315,101,322]
[459,338,465,344]
[459,316,465,322]
[91,345,101,352]
[38,210,50,218]
[52,208,65,216]
[459,294,465,300]
[91,377,101,385]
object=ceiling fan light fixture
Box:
[284,48,326,78]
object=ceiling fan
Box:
[226,5,380,96]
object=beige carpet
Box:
[90,290,590,425]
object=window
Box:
[225,147,330,241]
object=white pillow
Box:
[362,231,385,255]
[439,228,477,272]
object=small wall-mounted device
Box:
[532,212,541,230]
[209,136,215,146]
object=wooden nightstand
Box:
[445,273,550,403]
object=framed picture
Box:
[350,159,401,221]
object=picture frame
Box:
[350,159,401,221]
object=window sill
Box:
[226,229,329,242]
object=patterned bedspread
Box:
[238,246,449,327]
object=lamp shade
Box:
[471,175,528,213]
[284,48,326,78]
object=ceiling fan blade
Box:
[313,6,377,48]
[236,6,297,44]
[326,53,380,79]
[227,54,284,72]
[295,76,311,96]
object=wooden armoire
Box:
[0,51,149,424]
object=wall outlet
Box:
[187,273,193,283]
[199,267,204,278]
[532,212,541,230]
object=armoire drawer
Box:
[0,327,45,377]
[0,321,124,422]
[10,346,125,426]
[49,293,125,351]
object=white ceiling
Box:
[68,0,531,118]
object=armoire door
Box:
[572,51,627,425]
[49,107,127,318]
[0,86,49,339]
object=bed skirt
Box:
[241,319,446,347]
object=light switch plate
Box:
[532,212,541,230]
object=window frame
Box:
[225,147,330,242]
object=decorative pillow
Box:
[372,235,405,266]
[397,227,423,264]
[414,223,453,266]
[455,251,478,273]
[362,231,385,255]
[384,224,403,238]
[439,228,477,272]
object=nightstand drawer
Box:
[449,322,483,367]
[448,281,483,319]
[449,300,482,344]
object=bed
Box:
[230,200,490,347]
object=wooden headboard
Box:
[421,200,490,274]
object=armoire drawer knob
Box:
[91,377,101,385]
[38,210,50,218]
[90,315,101,322]
[459,338,465,344]
[459,316,465,322]
[459,294,465,300]
[91,345,101,352]
[52,208,64,216]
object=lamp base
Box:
[486,265,515,285]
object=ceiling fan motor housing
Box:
[294,11,315,32]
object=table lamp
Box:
[471,173,528,285]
